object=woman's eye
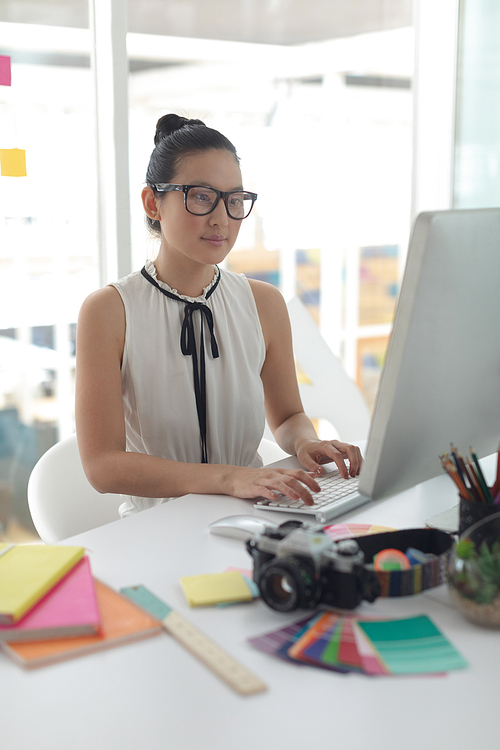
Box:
[193,191,213,204]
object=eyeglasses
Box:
[153,184,258,220]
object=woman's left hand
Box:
[296,439,363,479]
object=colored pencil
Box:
[439,455,470,500]
[453,446,483,503]
[450,444,466,485]
[441,445,500,505]
[492,441,500,498]
[469,448,492,503]
[465,458,486,503]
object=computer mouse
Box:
[208,515,278,540]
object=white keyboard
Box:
[254,470,369,524]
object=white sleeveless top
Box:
[111,260,266,516]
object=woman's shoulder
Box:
[244,278,289,347]
[81,284,123,311]
[220,270,286,317]
[246,277,286,312]
[78,285,125,333]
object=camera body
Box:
[246,521,380,613]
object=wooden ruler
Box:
[121,585,267,696]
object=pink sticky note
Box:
[0,55,11,86]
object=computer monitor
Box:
[359,207,500,501]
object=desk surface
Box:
[3,456,500,750]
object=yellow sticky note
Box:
[180,571,253,607]
[0,148,27,177]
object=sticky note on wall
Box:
[0,148,27,177]
[0,55,11,86]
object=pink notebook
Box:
[0,556,101,642]
[2,581,162,669]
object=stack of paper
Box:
[0,543,86,625]
[248,611,468,676]
[0,556,100,642]
[0,544,162,669]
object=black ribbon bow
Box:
[141,266,221,463]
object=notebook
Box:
[1,581,162,669]
[0,544,85,624]
[0,556,100,642]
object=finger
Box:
[269,473,320,506]
[333,442,363,476]
[248,469,321,505]
[287,469,322,493]
[312,442,350,478]
[297,451,324,475]
[352,447,363,476]
[330,453,349,479]
[255,487,282,501]
[325,441,363,477]
[276,478,315,506]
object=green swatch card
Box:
[320,619,344,666]
[357,615,468,675]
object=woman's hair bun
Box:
[154,114,206,146]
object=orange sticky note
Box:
[0,55,11,86]
[0,148,27,177]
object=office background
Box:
[0,0,499,541]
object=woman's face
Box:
[152,148,244,270]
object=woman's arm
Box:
[75,286,322,504]
[248,279,362,479]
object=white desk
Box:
[3,456,500,750]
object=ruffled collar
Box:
[144,259,219,303]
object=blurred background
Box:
[0,0,499,541]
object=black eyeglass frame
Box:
[152,183,258,220]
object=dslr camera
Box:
[246,520,380,613]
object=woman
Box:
[75,114,362,517]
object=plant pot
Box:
[447,510,500,627]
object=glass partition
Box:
[454,0,500,208]
[0,0,417,539]
[0,13,97,539]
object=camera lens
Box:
[258,556,319,612]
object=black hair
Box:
[145,114,240,236]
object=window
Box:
[7,1,469,539]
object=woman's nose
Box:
[209,198,229,227]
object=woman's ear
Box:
[142,186,160,220]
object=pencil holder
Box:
[459,495,499,535]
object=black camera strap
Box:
[354,527,454,597]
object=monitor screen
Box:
[359,207,500,501]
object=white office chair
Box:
[258,436,288,464]
[27,433,123,544]
[27,433,286,543]
[286,296,371,443]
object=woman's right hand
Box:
[228,467,321,506]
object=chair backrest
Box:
[287,296,371,442]
[27,433,123,543]
[258,436,288,464]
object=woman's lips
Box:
[202,235,226,247]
